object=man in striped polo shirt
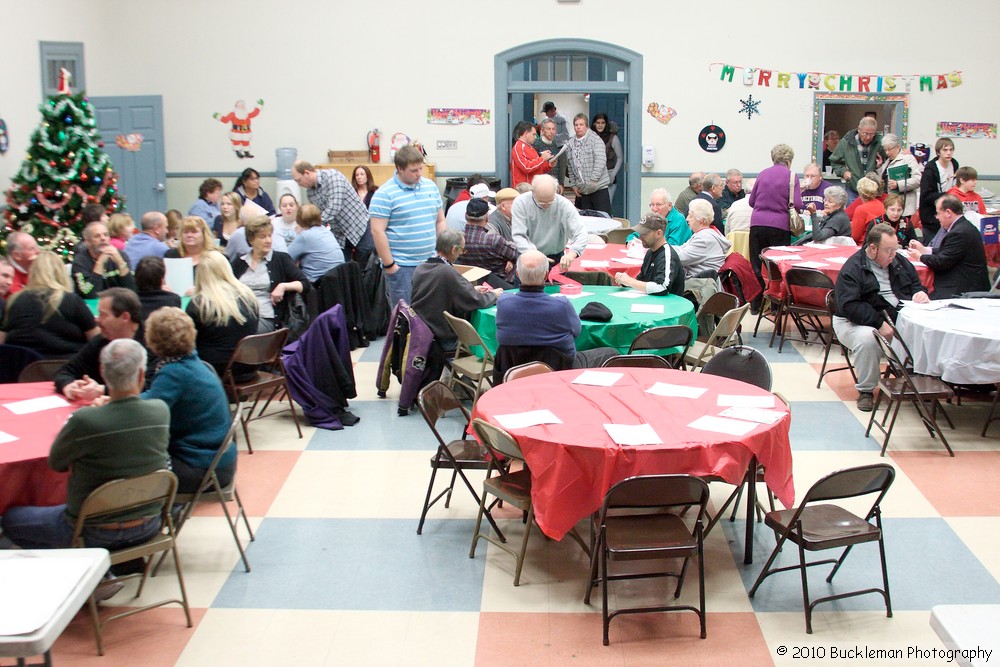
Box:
[370,145,446,306]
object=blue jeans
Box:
[1,504,161,550]
[385,264,417,308]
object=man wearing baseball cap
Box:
[613,213,684,296]
[462,198,518,288]
[446,182,495,231]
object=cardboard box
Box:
[453,264,491,283]
[326,150,369,164]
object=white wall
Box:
[3,0,999,215]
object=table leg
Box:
[744,456,757,565]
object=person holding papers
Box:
[164,216,221,293]
[613,213,684,296]
[876,134,921,219]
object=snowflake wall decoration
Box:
[739,95,761,119]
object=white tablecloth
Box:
[895,299,1000,384]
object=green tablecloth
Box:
[470,285,697,355]
[85,296,190,316]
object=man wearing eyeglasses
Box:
[829,117,885,203]
[833,223,929,412]
[511,175,588,271]
[648,188,691,246]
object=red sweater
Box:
[510,140,551,187]
[850,199,885,245]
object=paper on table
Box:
[631,303,665,314]
[3,394,71,415]
[609,290,647,298]
[580,260,610,268]
[645,382,708,398]
[902,300,948,311]
[793,260,828,268]
[0,557,92,635]
[766,254,803,262]
[586,243,606,250]
[687,414,758,437]
[559,291,595,299]
[163,257,194,296]
[0,431,18,444]
[572,370,623,386]
[768,246,799,252]
[612,257,645,266]
[719,406,787,424]
[716,394,775,408]
[493,409,563,430]
[825,256,850,264]
[604,423,662,445]
[804,242,832,249]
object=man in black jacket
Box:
[906,195,990,299]
[833,223,930,412]
[612,213,684,296]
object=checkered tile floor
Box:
[39,315,1000,666]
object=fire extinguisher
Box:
[367,128,381,163]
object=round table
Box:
[471,368,794,550]
[895,299,1000,384]
[0,382,77,515]
[567,243,644,281]
[470,285,697,355]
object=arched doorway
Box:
[494,39,642,219]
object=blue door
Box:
[91,96,167,215]
[589,93,627,218]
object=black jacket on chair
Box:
[314,261,369,349]
[919,217,990,300]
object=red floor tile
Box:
[891,451,1000,515]
[191,450,301,518]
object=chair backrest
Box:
[493,344,573,385]
[872,330,918,384]
[72,470,178,545]
[613,217,631,229]
[879,310,914,370]
[760,255,783,291]
[503,361,554,383]
[785,267,834,309]
[605,228,632,245]
[696,291,739,321]
[600,474,710,523]
[443,312,494,362]
[701,345,773,391]
[417,380,472,448]
[801,463,895,512]
[0,344,44,383]
[227,328,289,368]
[471,418,525,463]
[705,303,751,348]
[17,359,66,383]
[602,354,671,369]
[628,324,694,355]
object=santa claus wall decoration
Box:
[213,99,263,158]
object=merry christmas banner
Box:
[711,63,962,93]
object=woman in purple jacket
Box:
[748,143,802,301]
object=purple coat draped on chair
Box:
[282,304,357,430]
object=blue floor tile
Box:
[212,518,485,611]
[787,401,881,451]
[307,400,468,451]
[358,337,386,363]
[726,517,1000,612]
[742,331,806,364]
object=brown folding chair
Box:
[584,474,710,645]
[443,312,495,407]
[749,463,895,634]
[605,228,632,245]
[503,361,554,383]
[222,328,302,454]
[628,324,694,370]
[601,354,671,369]
[778,267,833,352]
[416,382,503,538]
[817,290,857,388]
[685,303,751,369]
[752,255,785,348]
[469,418,535,586]
[154,404,253,575]
[73,470,191,655]
[695,291,738,344]
[17,359,67,383]
[982,383,1000,437]
[866,332,955,457]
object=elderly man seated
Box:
[833,223,930,412]
[649,188,691,246]
[1,339,169,549]
[461,198,518,288]
[675,199,732,278]
[410,229,502,352]
[495,250,616,375]
[512,174,588,270]
[613,213,684,296]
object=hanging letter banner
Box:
[711,63,962,93]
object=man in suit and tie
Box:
[907,195,989,299]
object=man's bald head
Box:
[516,250,549,286]
[531,174,558,202]
[140,211,167,239]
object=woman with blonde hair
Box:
[107,212,135,250]
[186,251,259,379]
[165,216,219,291]
[212,192,244,247]
[849,177,885,245]
[0,250,98,356]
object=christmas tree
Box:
[2,69,123,260]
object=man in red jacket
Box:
[510,120,552,187]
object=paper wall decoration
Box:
[646,102,677,125]
[427,108,491,125]
[936,122,997,139]
[739,95,761,120]
[711,63,962,93]
[698,124,726,152]
[114,133,143,152]
[212,99,263,159]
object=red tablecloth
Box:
[471,368,793,540]
[567,243,644,280]
[763,244,934,300]
[0,382,77,514]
